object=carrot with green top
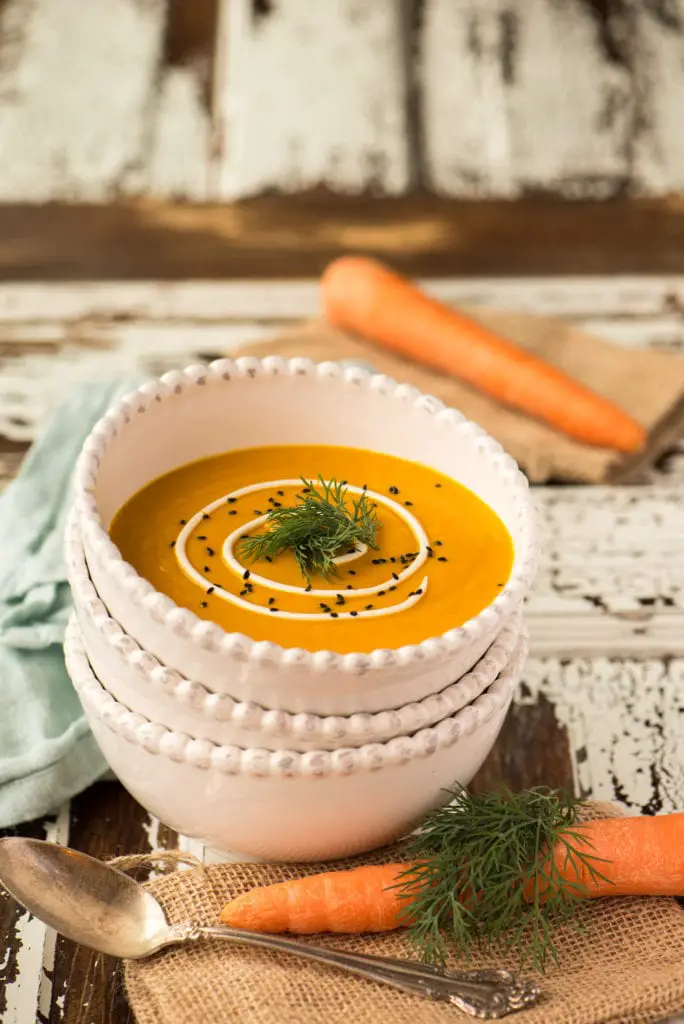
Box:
[220,790,684,972]
[321,256,646,454]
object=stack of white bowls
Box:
[64,358,537,862]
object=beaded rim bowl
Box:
[65,613,527,779]
[72,358,537,714]
[66,505,524,750]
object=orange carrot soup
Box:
[109,445,513,653]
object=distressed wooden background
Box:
[1,0,684,202]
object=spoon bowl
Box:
[0,837,170,958]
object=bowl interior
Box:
[90,364,532,562]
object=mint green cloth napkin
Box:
[0,380,139,828]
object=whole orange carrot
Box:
[321,256,645,454]
[220,815,684,935]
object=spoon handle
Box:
[172,924,540,1018]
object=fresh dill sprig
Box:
[238,476,381,583]
[395,786,611,974]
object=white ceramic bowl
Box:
[74,358,537,715]
[67,506,524,750]
[65,615,527,862]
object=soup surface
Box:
[109,445,513,653]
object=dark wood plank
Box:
[2,195,684,281]
[471,694,575,794]
[49,783,176,1024]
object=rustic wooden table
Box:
[1,274,683,1024]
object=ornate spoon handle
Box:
[171,923,541,1019]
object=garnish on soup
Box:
[238,476,381,584]
[108,444,513,653]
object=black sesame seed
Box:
[362,483,367,490]
[347,584,353,590]
[228,510,237,515]
[405,500,413,506]
[240,589,248,597]
[348,570,357,576]
[268,496,276,504]
[435,483,442,488]
[245,584,254,592]
[415,588,423,595]
[200,601,208,608]
[434,540,443,546]
[206,547,215,557]
[240,534,250,540]
[253,510,263,516]
[179,519,187,525]
[371,558,386,565]
[392,572,399,581]
[169,540,176,549]
[427,546,434,558]
[365,604,374,611]
[265,555,273,563]
[438,556,448,562]
[389,486,399,495]
[336,594,345,605]
[227,497,237,503]
[269,607,280,613]
[207,587,215,594]
[408,592,414,598]
[389,585,397,592]
[268,597,276,605]
[330,612,339,618]
[390,556,396,563]
[202,513,211,521]
[243,570,250,580]
[305,584,312,592]
[341,479,348,485]
[204,566,210,572]
[197,535,207,541]
[277,490,284,496]
[378,590,386,596]
[497,582,504,587]
[350,611,358,617]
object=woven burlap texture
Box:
[125,806,684,1024]
[233,314,684,485]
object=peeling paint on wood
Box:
[215,0,411,198]
[632,2,684,194]
[144,66,211,201]
[522,656,684,815]
[0,0,166,201]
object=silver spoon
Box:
[0,838,541,1019]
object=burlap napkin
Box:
[233,314,684,484]
[125,807,684,1024]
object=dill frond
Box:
[395,786,611,973]
[238,476,380,583]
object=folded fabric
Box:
[0,379,140,828]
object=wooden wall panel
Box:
[213,0,412,198]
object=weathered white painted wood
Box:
[1,803,69,1024]
[3,276,684,323]
[632,2,684,195]
[505,0,633,198]
[145,66,211,201]
[215,0,410,199]
[529,486,684,655]
[421,0,633,197]
[0,0,166,201]
[522,656,684,814]
[420,0,515,197]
